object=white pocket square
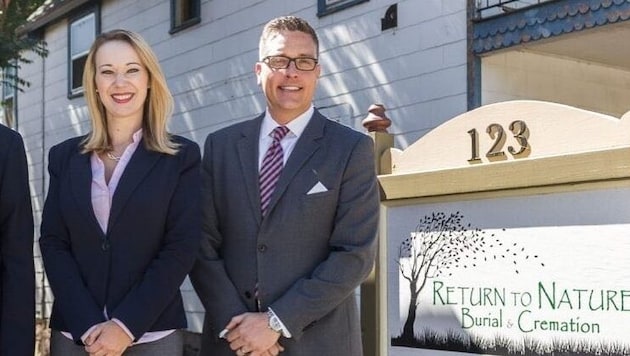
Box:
[307,181,328,195]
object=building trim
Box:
[472,0,630,54]
[18,0,96,36]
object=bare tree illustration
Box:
[396,211,543,342]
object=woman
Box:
[40,29,200,356]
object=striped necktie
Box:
[259,126,290,216]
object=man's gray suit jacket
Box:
[191,110,380,356]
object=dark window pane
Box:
[72,55,87,91]
[171,0,200,33]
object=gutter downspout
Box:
[39,46,47,321]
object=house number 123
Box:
[467,120,530,163]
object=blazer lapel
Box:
[108,142,161,232]
[266,110,325,215]
[69,151,104,237]
[236,115,264,224]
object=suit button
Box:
[244,291,252,299]
[257,244,267,252]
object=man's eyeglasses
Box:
[261,55,318,71]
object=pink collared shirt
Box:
[90,131,143,234]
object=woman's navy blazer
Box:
[40,135,201,343]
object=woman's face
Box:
[94,40,149,123]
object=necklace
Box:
[106,151,121,162]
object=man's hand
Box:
[225,312,283,355]
[84,320,133,356]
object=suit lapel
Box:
[237,115,264,225]
[69,150,104,237]
[108,142,161,232]
[265,111,325,216]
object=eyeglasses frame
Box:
[261,55,319,71]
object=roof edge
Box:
[17,0,93,36]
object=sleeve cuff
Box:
[111,318,136,342]
[81,324,100,344]
[267,307,292,338]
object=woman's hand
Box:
[84,320,133,356]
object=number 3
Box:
[468,120,530,163]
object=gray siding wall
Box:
[17,0,467,333]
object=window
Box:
[68,8,98,97]
[317,0,369,17]
[1,65,17,128]
[170,0,200,34]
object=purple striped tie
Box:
[259,126,290,216]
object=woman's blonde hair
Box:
[81,29,178,155]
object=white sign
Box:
[386,187,630,355]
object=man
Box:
[0,124,35,355]
[190,15,379,356]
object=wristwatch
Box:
[267,310,283,334]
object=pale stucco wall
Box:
[482,50,630,118]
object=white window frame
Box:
[1,65,17,128]
[68,9,98,97]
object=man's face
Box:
[255,30,320,125]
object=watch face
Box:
[270,316,282,331]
